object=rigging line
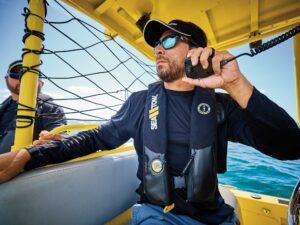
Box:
[78,19,157,81]
[76,20,150,89]
[42,49,134,80]
[39,71,124,111]
[126,71,153,90]
[63,118,108,122]
[36,115,107,123]
[121,47,156,68]
[51,0,150,89]
[75,18,156,70]
[43,90,126,101]
[38,103,123,115]
[36,115,106,122]
[41,48,133,98]
[42,40,106,54]
[46,17,76,24]
[27,2,155,82]
[46,22,132,93]
[121,47,156,73]
[76,20,156,73]
[114,45,157,79]
[37,97,109,120]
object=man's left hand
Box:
[32,130,64,145]
[182,47,253,108]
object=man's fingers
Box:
[39,130,49,137]
[182,75,225,89]
[33,139,52,145]
[39,133,62,140]
[42,134,63,140]
[199,47,213,69]
[187,48,202,66]
[33,133,64,145]
[212,54,222,75]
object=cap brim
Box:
[143,19,190,47]
[7,60,23,73]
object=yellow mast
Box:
[294,34,300,123]
[11,0,46,151]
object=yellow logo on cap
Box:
[151,159,163,173]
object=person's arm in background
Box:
[0,93,139,183]
[33,100,67,145]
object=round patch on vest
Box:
[151,159,163,173]
[197,103,211,115]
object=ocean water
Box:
[218,142,300,199]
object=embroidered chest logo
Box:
[151,159,163,173]
[149,94,159,130]
[197,103,211,115]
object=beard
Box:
[5,78,20,95]
[156,58,185,82]
[5,78,42,96]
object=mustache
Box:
[156,56,168,62]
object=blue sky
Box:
[0,0,298,121]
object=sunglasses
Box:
[7,71,22,80]
[154,34,198,50]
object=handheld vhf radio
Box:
[184,25,300,79]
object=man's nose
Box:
[154,44,165,57]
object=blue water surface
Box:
[218,142,300,199]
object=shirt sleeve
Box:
[25,94,135,170]
[39,103,67,131]
[225,87,300,160]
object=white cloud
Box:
[42,85,124,123]
[0,89,9,94]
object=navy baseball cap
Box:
[143,19,207,48]
[7,60,23,79]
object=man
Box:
[0,60,67,153]
[0,20,299,225]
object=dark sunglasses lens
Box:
[8,72,21,79]
[162,36,177,49]
[154,35,178,49]
[154,40,161,48]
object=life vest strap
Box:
[163,203,175,213]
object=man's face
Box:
[5,75,20,95]
[5,66,44,96]
[154,30,190,82]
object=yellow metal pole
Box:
[294,34,300,123]
[49,124,100,135]
[11,0,46,151]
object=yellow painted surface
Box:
[294,34,300,122]
[49,124,100,134]
[105,208,132,225]
[62,0,300,59]
[231,188,289,225]
[12,0,46,151]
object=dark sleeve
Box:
[223,87,300,160]
[25,94,135,170]
[39,102,67,131]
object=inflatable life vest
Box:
[143,82,218,206]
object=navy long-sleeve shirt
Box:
[24,87,300,224]
[0,94,67,154]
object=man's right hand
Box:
[32,130,64,146]
[0,149,31,184]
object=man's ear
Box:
[38,79,44,88]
